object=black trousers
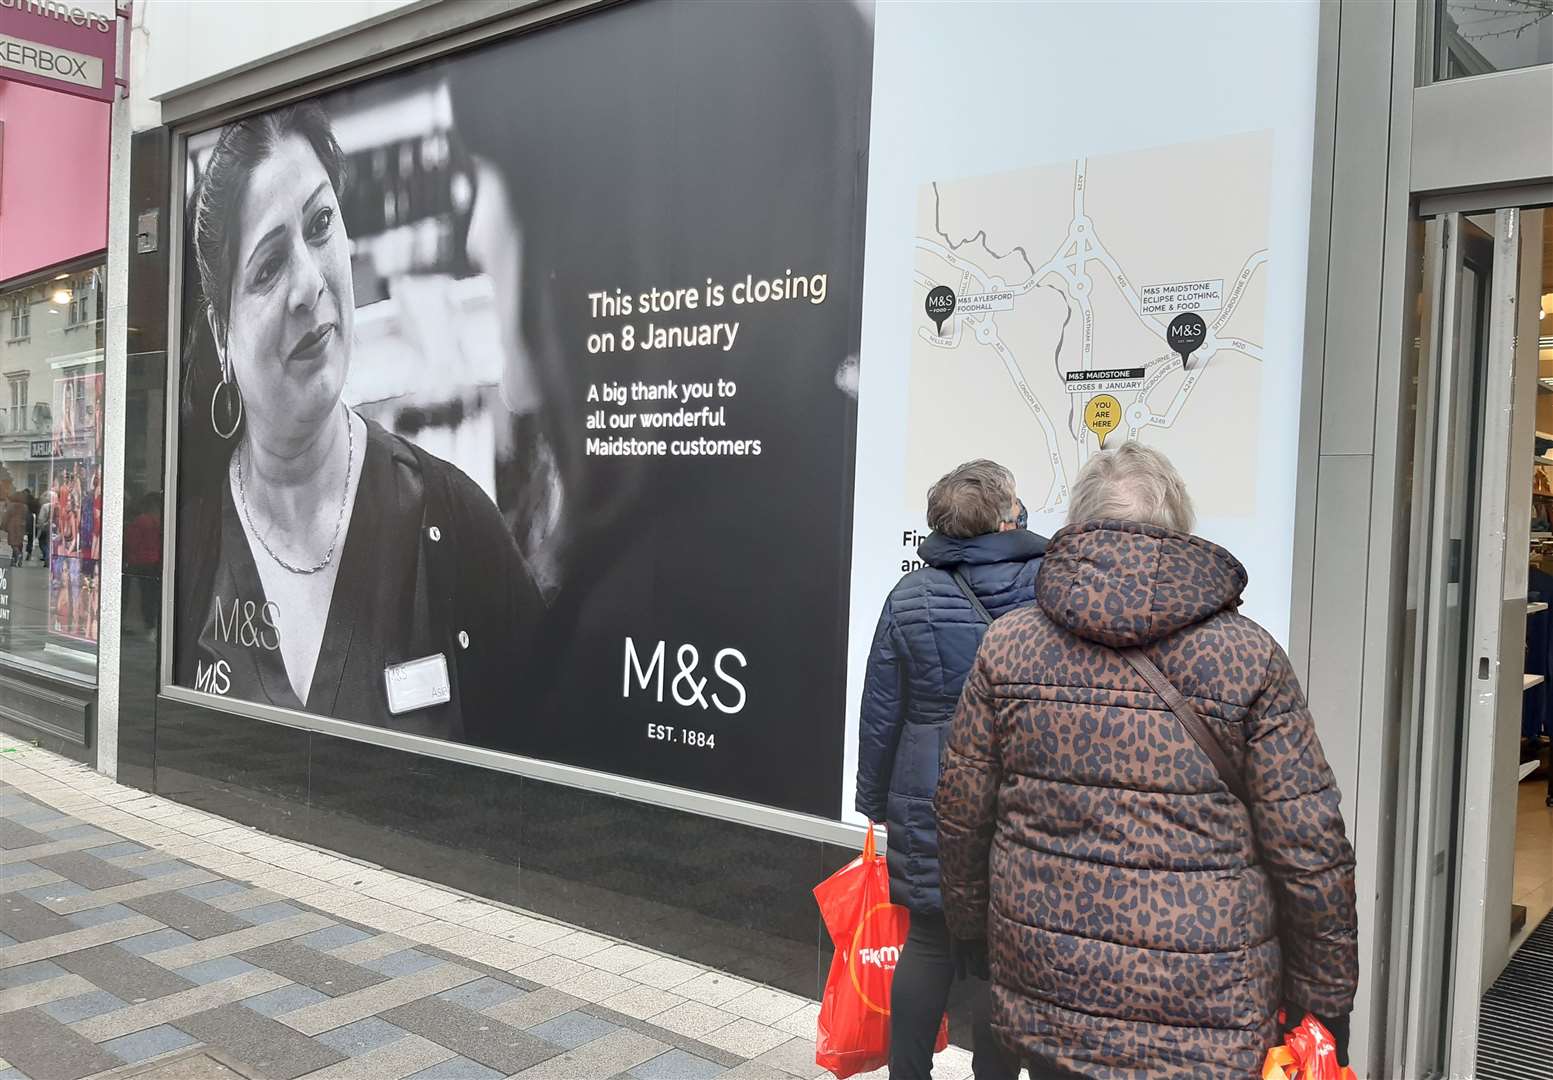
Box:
[889,911,1019,1080]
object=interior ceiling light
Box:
[1541,292,1553,320]
[50,289,71,305]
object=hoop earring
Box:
[211,377,243,440]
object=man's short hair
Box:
[1067,441,1195,533]
[926,460,1016,539]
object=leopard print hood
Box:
[1035,519,1248,647]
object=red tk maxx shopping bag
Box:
[813,825,948,1078]
[1262,1013,1358,1080]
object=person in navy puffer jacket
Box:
[857,459,1047,1079]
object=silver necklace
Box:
[238,406,354,576]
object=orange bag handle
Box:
[1262,1046,1296,1080]
[847,823,890,1017]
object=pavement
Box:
[0,736,977,1080]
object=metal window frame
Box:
[1444,206,1528,1079]
[1289,0,1551,1071]
[152,0,877,850]
[1421,0,1553,89]
[0,251,110,296]
[1390,6,1552,1077]
[1,249,112,688]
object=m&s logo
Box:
[194,658,231,695]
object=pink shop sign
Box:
[0,1,117,104]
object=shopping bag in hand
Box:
[812,825,947,1079]
[1262,1013,1357,1080]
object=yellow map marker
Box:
[1084,394,1121,448]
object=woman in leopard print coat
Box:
[935,443,1358,1078]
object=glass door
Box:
[1392,209,1527,1078]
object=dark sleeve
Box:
[1245,640,1359,1017]
[935,642,1004,941]
[442,462,545,748]
[172,477,227,690]
[855,600,904,822]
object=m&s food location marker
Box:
[1084,395,1121,448]
[1166,312,1207,368]
[925,286,957,335]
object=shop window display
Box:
[0,267,105,682]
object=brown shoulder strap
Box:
[1119,646,1252,807]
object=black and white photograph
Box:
[173,0,875,817]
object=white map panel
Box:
[909,133,1273,519]
[842,1,1322,823]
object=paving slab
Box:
[0,892,76,942]
[0,820,52,851]
[483,986,586,1030]
[51,943,197,1002]
[72,1046,256,1079]
[98,1023,199,1066]
[381,995,562,1074]
[0,1006,121,1080]
[631,1046,730,1080]
[0,914,161,968]
[0,972,95,1012]
[313,1014,413,1056]
[289,1033,455,1080]
[122,889,251,939]
[233,937,386,998]
[240,982,330,1017]
[274,961,480,1037]
[0,739,834,1080]
[512,1028,670,1079]
[0,958,67,989]
[175,1000,350,1079]
[38,987,130,1023]
[139,912,333,969]
[435,975,523,1012]
[31,851,142,890]
[752,1036,828,1079]
[43,870,219,915]
[71,968,288,1041]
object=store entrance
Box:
[1481,207,1553,1080]
[1392,204,1551,1080]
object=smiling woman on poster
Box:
[174,103,541,743]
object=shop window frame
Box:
[1420,0,1553,86]
[151,0,895,850]
[7,373,28,433]
[8,295,30,342]
[0,251,111,691]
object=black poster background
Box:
[173,0,874,818]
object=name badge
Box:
[384,654,451,715]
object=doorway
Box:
[1392,204,1551,1080]
[1515,211,1553,953]
[1475,208,1553,1080]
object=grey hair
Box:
[1067,442,1195,533]
[926,459,1017,539]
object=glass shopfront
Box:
[1435,0,1553,80]
[156,0,1323,834]
[0,263,107,682]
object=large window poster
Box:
[50,370,106,649]
[171,0,874,817]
